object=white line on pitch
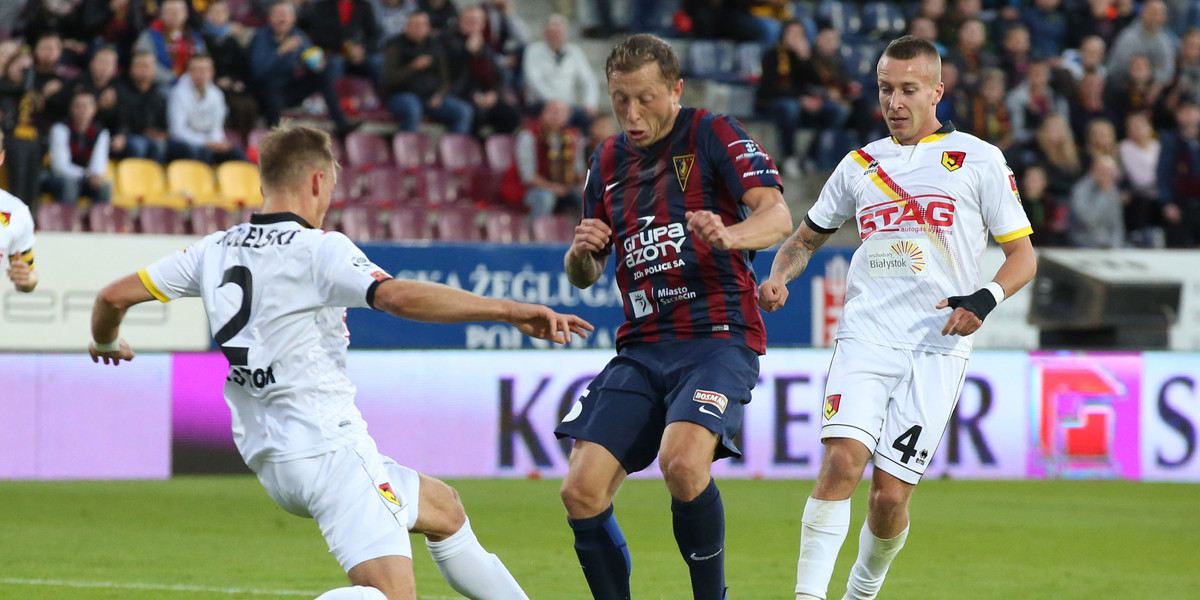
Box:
[0,578,460,599]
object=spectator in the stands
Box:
[756,20,846,177]
[78,0,149,66]
[201,0,258,141]
[508,100,585,218]
[1119,111,1163,245]
[522,14,599,130]
[135,0,206,87]
[0,50,45,208]
[445,5,520,137]
[300,0,384,84]
[1156,98,1200,247]
[168,54,244,164]
[13,0,89,67]
[747,0,791,48]
[46,91,111,206]
[114,50,169,163]
[908,16,947,56]
[1062,34,1108,84]
[481,0,530,87]
[1020,0,1067,58]
[420,0,460,35]
[945,18,997,95]
[937,61,967,126]
[1108,0,1175,87]
[586,114,616,158]
[31,32,71,129]
[60,45,121,135]
[1069,154,1125,248]
[1164,28,1200,113]
[1071,72,1119,140]
[1007,59,1069,146]
[378,0,418,41]
[1082,117,1120,172]
[684,0,762,44]
[382,11,474,134]
[998,23,1033,89]
[1021,165,1069,247]
[938,0,984,50]
[248,0,358,135]
[1017,113,1082,200]
[1106,54,1162,127]
[1068,0,1136,49]
[964,68,1013,152]
[812,26,869,146]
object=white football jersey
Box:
[141,213,393,470]
[0,189,36,269]
[807,124,1032,358]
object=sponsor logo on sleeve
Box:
[0,212,10,227]
[693,389,729,413]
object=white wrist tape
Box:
[983,281,1006,305]
[93,339,120,353]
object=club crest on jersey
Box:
[1009,173,1022,203]
[693,389,728,413]
[673,154,696,191]
[0,212,10,227]
[370,270,391,282]
[378,483,401,505]
[824,394,841,419]
[941,151,966,172]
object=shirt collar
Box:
[250,212,315,228]
[892,121,956,145]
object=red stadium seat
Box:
[225,0,262,26]
[436,207,481,241]
[35,202,82,232]
[364,166,417,207]
[438,134,484,174]
[335,76,390,121]
[484,210,529,243]
[343,130,391,171]
[191,205,231,234]
[392,131,436,172]
[139,206,188,234]
[531,214,576,243]
[387,205,433,240]
[333,171,361,207]
[338,205,386,241]
[418,167,459,206]
[484,134,516,174]
[88,204,135,234]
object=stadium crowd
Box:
[1,0,1199,248]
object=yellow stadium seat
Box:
[114,158,185,209]
[216,161,263,209]
[167,159,219,206]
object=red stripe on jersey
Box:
[712,116,767,352]
[711,115,762,189]
[599,138,618,232]
[655,126,694,341]
[684,110,730,340]
[615,146,651,345]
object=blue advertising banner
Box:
[347,241,857,349]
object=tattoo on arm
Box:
[775,229,830,284]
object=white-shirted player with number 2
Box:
[758,36,1037,600]
[88,124,593,600]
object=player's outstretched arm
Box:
[6,255,38,293]
[564,218,611,289]
[373,279,594,344]
[90,273,157,365]
[685,186,792,251]
[757,219,832,312]
[937,235,1036,336]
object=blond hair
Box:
[257,122,339,191]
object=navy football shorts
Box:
[554,337,760,475]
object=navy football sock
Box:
[569,504,632,600]
[672,479,727,600]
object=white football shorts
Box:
[820,337,968,485]
[256,440,421,571]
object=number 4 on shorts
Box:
[891,425,923,464]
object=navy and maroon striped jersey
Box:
[583,107,783,354]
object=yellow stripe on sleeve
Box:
[138,269,170,303]
[993,226,1033,244]
[851,150,870,169]
[19,250,33,267]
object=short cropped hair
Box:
[882,34,941,64]
[605,34,680,84]
[257,123,338,191]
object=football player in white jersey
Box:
[87,124,593,600]
[758,36,1037,600]
[1,130,38,293]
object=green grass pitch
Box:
[1,477,1197,599]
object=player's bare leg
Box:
[840,468,913,600]
[411,474,530,600]
[660,421,726,600]
[796,438,873,600]
[320,556,413,600]
[561,440,631,600]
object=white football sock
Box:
[795,497,852,600]
[426,517,530,600]
[842,521,909,600]
[314,585,387,599]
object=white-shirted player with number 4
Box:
[758,36,1037,600]
[88,124,593,600]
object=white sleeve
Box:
[314,232,393,309]
[210,88,228,143]
[979,146,1033,243]
[15,204,35,253]
[141,238,206,302]
[805,152,859,232]
[88,129,110,177]
[48,124,85,179]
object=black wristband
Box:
[944,288,998,321]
